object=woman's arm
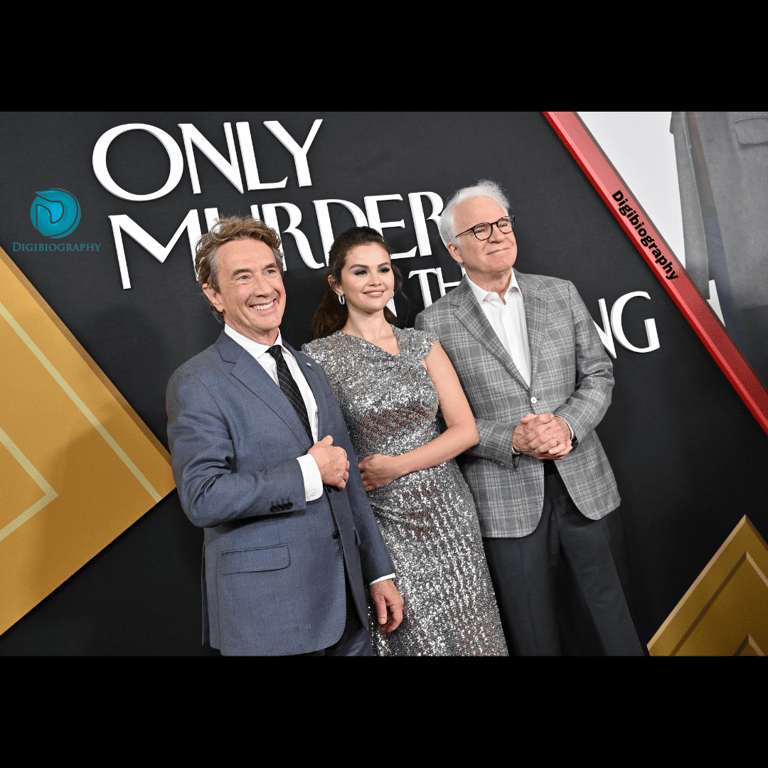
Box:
[358,341,479,491]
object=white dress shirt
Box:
[465,272,573,449]
[224,324,324,501]
[465,271,531,385]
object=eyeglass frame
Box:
[455,215,516,241]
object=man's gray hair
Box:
[438,179,510,247]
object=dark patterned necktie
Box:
[267,345,313,441]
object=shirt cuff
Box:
[559,415,575,441]
[297,453,324,502]
[370,574,396,585]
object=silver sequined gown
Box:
[303,326,508,656]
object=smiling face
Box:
[447,196,517,289]
[332,243,395,315]
[202,238,285,345]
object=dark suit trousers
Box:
[482,463,643,656]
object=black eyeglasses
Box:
[455,215,515,241]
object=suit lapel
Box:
[450,276,530,388]
[215,331,313,446]
[516,271,547,386]
[288,343,329,439]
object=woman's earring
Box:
[338,294,346,305]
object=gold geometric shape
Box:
[0,425,58,541]
[648,516,768,656]
[0,246,176,636]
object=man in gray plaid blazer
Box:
[415,180,642,656]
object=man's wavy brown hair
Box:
[195,215,283,324]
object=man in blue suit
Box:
[167,216,401,656]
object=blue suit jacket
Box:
[166,330,395,655]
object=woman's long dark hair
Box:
[311,226,405,339]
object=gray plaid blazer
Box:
[415,270,619,538]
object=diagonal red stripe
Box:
[543,111,768,437]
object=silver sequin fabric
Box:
[303,326,508,656]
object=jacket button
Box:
[332,530,340,539]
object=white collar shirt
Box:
[466,271,531,387]
[224,324,322,500]
[464,272,573,447]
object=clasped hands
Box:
[512,413,572,461]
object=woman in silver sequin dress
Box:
[302,227,508,656]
